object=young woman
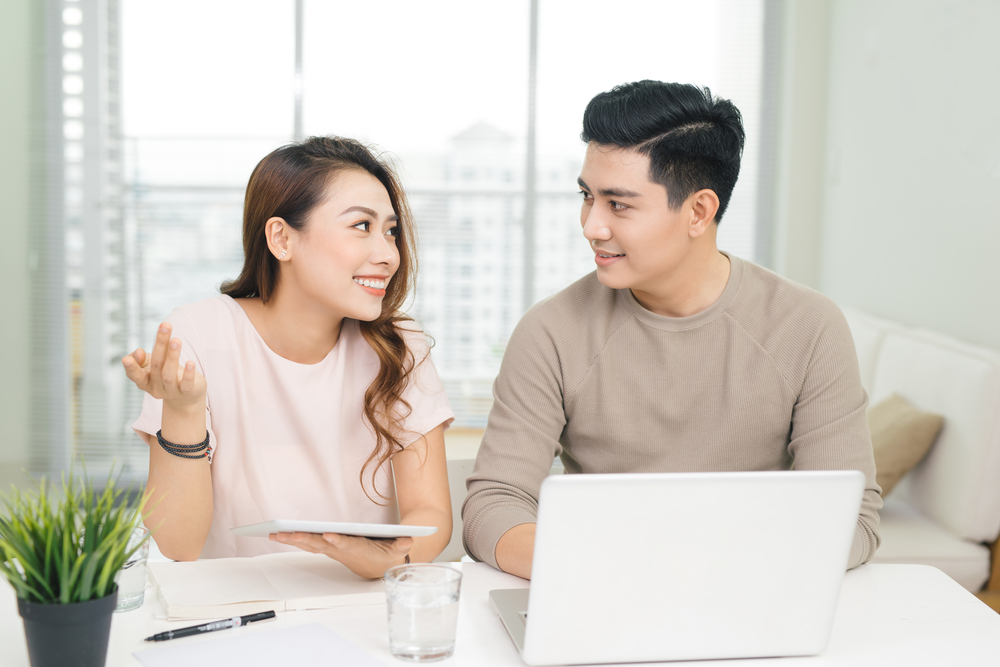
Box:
[123,137,454,578]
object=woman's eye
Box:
[352,221,371,232]
[386,226,399,238]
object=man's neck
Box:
[630,249,732,318]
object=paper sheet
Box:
[149,558,280,606]
[255,551,382,599]
[148,552,386,619]
[133,623,386,667]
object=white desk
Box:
[2,563,999,666]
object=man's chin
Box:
[594,268,634,291]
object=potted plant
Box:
[0,471,147,667]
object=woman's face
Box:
[284,169,400,322]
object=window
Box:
[32,0,766,477]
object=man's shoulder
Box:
[728,258,851,356]
[733,259,845,329]
[517,271,623,336]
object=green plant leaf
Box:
[76,549,101,601]
[0,466,148,604]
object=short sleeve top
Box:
[132,296,454,558]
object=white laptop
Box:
[490,470,864,665]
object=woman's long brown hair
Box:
[221,136,418,502]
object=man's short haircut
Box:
[581,80,745,223]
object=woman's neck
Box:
[237,286,343,365]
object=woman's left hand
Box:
[269,532,413,579]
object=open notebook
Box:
[148,552,385,621]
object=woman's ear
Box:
[265,217,290,260]
[687,189,721,238]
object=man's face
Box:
[578,142,693,292]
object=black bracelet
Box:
[156,430,210,459]
[160,449,209,460]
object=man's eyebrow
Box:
[341,205,399,222]
[599,187,642,197]
[576,177,641,198]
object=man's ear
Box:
[265,217,291,260]
[688,189,720,238]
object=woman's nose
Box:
[370,233,398,265]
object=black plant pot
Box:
[17,587,117,667]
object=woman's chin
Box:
[344,303,386,323]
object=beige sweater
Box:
[462,254,882,570]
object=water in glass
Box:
[385,564,462,662]
[114,526,149,612]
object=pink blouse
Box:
[133,296,454,558]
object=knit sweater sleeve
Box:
[785,303,883,569]
[461,305,567,569]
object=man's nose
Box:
[582,208,611,242]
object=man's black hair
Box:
[581,80,745,223]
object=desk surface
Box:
[2,563,1000,666]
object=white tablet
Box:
[230,520,438,539]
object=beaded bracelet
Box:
[156,429,210,459]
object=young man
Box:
[461,80,881,579]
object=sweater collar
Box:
[620,251,744,332]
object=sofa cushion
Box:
[868,394,944,497]
[870,330,1000,544]
[871,498,991,592]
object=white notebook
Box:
[148,551,385,621]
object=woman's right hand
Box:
[122,322,206,407]
[127,323,212,561]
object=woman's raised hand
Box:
[122,322,206,407]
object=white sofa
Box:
[843,307,1000,592]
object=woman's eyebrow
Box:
[340,205,398,222]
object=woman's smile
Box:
[354,275,390,296]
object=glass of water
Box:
[114,526,149,612]
[384,563,462,662]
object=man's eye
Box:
[610,201,627,211]
[353,221,371,231]
[579,190,593,201]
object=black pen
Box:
[143,610,277,641]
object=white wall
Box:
[0,0,33,471]
[817,0,1000,351]
[770,0,830,290]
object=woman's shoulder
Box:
[165,295,244,340]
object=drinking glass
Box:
[114,526,149,612]
[384,564,462,662]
